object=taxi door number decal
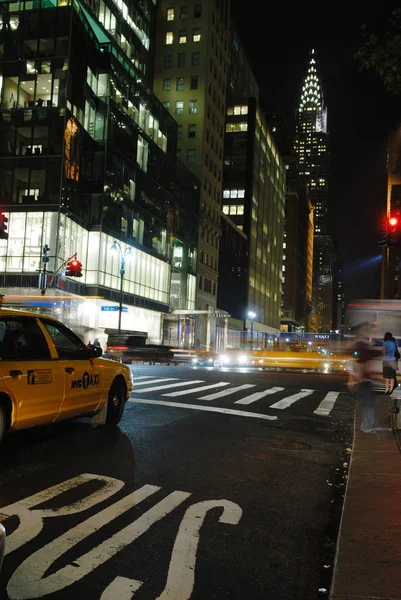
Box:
[71,372,100,389]
[27,370,52,385]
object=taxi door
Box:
[38,318,104,419]
[0,315,65,429]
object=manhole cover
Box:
[245,437,311,451]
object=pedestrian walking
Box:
[348,323,380,433]
[382,332,399,395]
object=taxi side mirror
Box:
[88,345,103,358]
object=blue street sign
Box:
[101,306,128,312]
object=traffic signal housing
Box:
[387,215,401,246]
[0,212,8,240]
[65,258,83,277]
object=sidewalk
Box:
[330,394,401,600]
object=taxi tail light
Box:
[107,345,129,351]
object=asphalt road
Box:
[0,366,355,600]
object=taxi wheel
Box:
[0,404,7,445]
[106,380,125,425]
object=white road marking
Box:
[100,577,143,599]
[7,488,191,599]
[1,473,125,554]
[269,389,315,410]
[156,499,242,600]
[314,391,340,416]
[163,382,230,397]
[129,375,158,380]
[132,378,179,387]
[129,398,278,420]
[198,383,256,401]
[234,387,284,405]
[134,380,204,393]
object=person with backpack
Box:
[382,332,400,395]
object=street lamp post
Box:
[110,240,133,333]
[248,311,256,348]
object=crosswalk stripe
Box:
[130,375,159,381]
[134,380,204,394]
[269,389,315,410]
[314,391,340,416]
[132,378,179,387]
[163,382,230,397]
[198,383,256,401]
[234,387,284,405]
[129,398,278,420]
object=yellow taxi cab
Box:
[0,308,133,445]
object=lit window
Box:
[176,77,184,91]
[229,206,236,215]
[225,122,248,133]
[223,205,229,214]
[237,190,245,198]
[166,31,173,44]
[223,190,230,198]
[167,7,174,20]
[193,28,201,42]
[230,190,238,198]
[175,101,184,115]
[237,205,244,215]
[189,99,198,114]
[227,107,233,116]
[233,105,248,115]
[163,78,171,92]
[179,29,187,43]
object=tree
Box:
[354,8,401,94]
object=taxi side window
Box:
[42,321,88,360]
[0,318,50,361]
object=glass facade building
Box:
[0,0,199,344]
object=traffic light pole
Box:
[118,256,126,334]
[41,252,77,296]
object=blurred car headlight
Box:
[221,355,230,365]
[208,358,214,364]
[192,358,199,364]
[238,355,247,365]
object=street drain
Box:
[245,437,311,451]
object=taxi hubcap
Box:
[111,394,119,408]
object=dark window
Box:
[163,78,171,91]
[162,101,170,112]
[164,54,172,68]
[176,77,184,91]
[178,53,186,67]
[189,99,198,114]
[180,5,188,18]
[188,124,196,138]
[187,148,195,162]
[42,320,88,360]
[190,76,198,90]
[194,4,202,17]
[199,275,203,289]
[177,125,182,140]
[0,317,50,361]
[191,52,200,66]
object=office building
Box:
[153,0,230,314]
[267,110,314,333]
[0,0,199,345]
[294,49,333,332]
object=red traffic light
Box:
[389,217,399,227]
[65,258,83,277]
[0,212,8,240]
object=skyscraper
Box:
[294,49,333,332]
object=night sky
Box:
[229,4,401,302]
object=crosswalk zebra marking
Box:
[163,382,230,397]
[314,391,340,416]
[134,380,205,394]
[198,383,256,401]
[234,387,284,405]
[132,378,179,387]
[269,389,315,410]
[130,375,159,380]
[129,398,278,421]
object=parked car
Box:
[0,309,133,445]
